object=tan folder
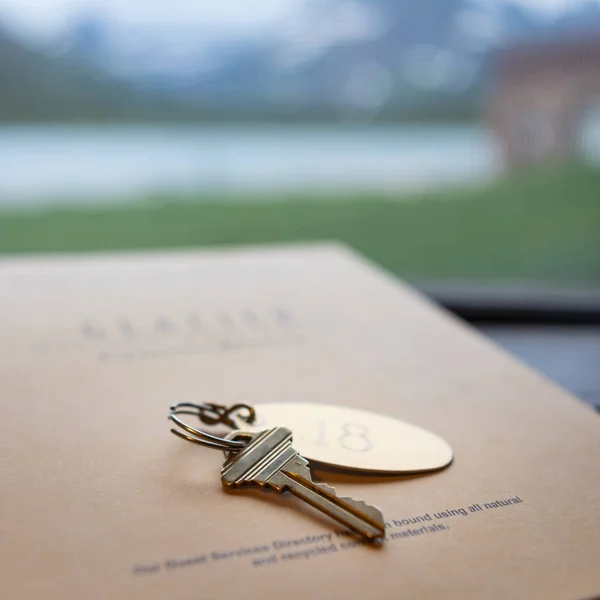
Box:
[1,244,599,599]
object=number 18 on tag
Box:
[237,403,453,474]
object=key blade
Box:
[220,428,386,541]
[267,467,386,541]
[275,454,385,527]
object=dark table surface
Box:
[479,324,600,411]
[422,284,600,413]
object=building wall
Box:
[488,38,600,169]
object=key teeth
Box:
[316,482,337,496]
[317,483,384,524]
[341,498,385,524]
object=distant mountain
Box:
[3,0,600,122]
[154,0,600,120]
[0,28,182,121]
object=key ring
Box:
[168,402,256,452]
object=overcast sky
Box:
[0,0,597,40]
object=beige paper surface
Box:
[1,244,599,600]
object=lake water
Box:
[0,124,499,207]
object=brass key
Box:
[221,427,385,541]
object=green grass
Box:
[1,164,599,284]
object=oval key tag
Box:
[236,403,453,474]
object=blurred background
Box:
[0,0,599,406]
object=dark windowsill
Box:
[421,284,600,412]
